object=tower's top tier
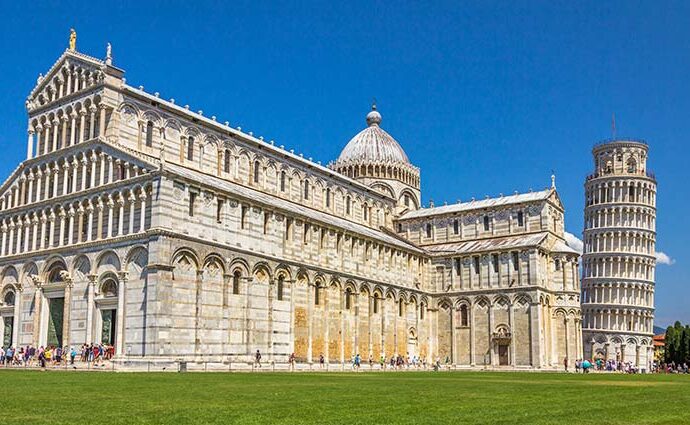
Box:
[589,139,653,180]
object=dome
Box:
[336,105,410,165]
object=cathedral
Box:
[0,38,582,370]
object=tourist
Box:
[379,355,385,370]
[70,347,77,365]
[288,352,296,371]
[319,353,325,369]
[255,349,262,368]
[0,346,5,365]
[368,355,373,369]
[354,353,361,371]
[563,357,568,372]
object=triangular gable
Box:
[26,49,106,113]
[546,189,565,211]
[0,138,160,201]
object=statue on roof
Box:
[69,28,77,51]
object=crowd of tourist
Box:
[0,343,115,368]
[658,362,689,374]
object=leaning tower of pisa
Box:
[581,139,657,370]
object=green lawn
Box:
[0,370,688,424]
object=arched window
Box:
[101,279,118,297]
[277,275,284,301]
[253,160,260,183]
[145,121,154,147]
[314,283,321,306]
[373,294,380,314]
[224,149,231,173]
[426,223,432,238]
[303,181,309,200]
[187,136,194,161]
[325,188,331,208]
[345,288,352,310]
[363,204,368,221]
[483,215,490,231]
[280,171,286,192]
[398,300,404,317]
[627,158,637,173]
[420,303,425,320]
[3,291,15,306]
[460,305,468,326]
[232,270,241,295]
[346,196,351,215]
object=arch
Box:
[72,255,92,280]
[1,266,19,285]
[96,250,122,274]
[252,261,273,283]
[228,257,250,276]
[97,272,119,297]
[274,264,292,281]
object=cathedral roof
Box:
[335,105,411,165]
[399,189,555,220]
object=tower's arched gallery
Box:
[0,41,590,370]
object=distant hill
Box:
[654,326,666,335]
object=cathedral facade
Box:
[0,41,581,369]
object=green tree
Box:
[665,325,676,363]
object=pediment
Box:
[547,189,565,210]
[26,50,106,113]
[0,138,160,208]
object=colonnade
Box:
[0,185,150,257]
[583,230,655,255]
[585,179,655,207]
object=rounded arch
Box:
[252,261,273,283]
[274,264,293,281]
[2,265,19,286]
[71,255,92,280]
[95,250,122,274]
[228,257,250,276]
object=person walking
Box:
[563,357,569,372]
[255,349,262,368]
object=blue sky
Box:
[0,1,687,326]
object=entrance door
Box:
[46,297,64,347]
[2,317,13,347]
[498,344,509,366]
[101,309,116,345]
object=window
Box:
[346,196,351,215]
[373,295,380,314]
[319,229,326,249]
[277,276,284,301]
[555,259,561,271]
[336,233,342,253]
[420,303,425,320]
[224,150,231,173]
[492,254,499,273]
[216,199,224,223]
[314,284,321,305]
[345,288,352,310]
[517,211,524,227]
[397,223,403,233]
[455,258,462,276]
[240,205,248,229]
[363,205,368,221]
[253,161,260,184]
[188,192,196,217]
[512,251,519,271]
[187,136,194,161]
[303,181,309,200]
[473,256,480,275]
[3,291,15,306]
[404,194,410,207]
[629,186,635,202]
[398,300,404,317]
[426,223,432,238]
[483,215,490,231]
[303,223,309,244]
[232,271,240,295]
[145,121,153,147]
[325,188,331,208]
[280,171,286,192]
[263,212,270,234]
[453,219,459,235]
[460,305,468,326]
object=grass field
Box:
[0,370,688,424]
